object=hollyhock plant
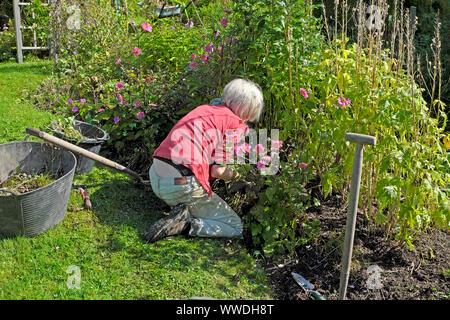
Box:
[298,162,308,169]
[137,111,145,119]
[299,88,308,99]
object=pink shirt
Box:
[153,105,247,196]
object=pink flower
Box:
[118,94,124,104]
[214,30,220,37]
[71,106,78,112]
[189,61,198,69]
[234,145,244,156]
[115,58,121,65]
[135,101,141,108]
[67,99,73,105]
[257,161,266,170]
[204,43,213,53]
[338,96,351,107]
[190,53,197,60]
[97,108,104,113]
[115,82,124,90]
[229,132,241,143]
[141,22,152,32]
[145,77,151,83]
[242,143,250,153]
[298,162,308,169]
[132,47,141,56]
[57,98,60,102]
[148,103,157,107]
[220,18,229,27]
[200,54,208,63]
[217,46,222,52]
[271,140,283,149]
[299,88,308,99]
[80,98,86,104]
[137,111,145,119]
[255,144,265,154]
[185,21,194,29]
[114,116,120,123]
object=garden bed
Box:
[261,192,449,300]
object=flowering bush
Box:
[0,20,15,62]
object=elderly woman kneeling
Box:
[144,78,264,243]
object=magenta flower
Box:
[145,76,151,83]
[57,97,60,102]
[67,99,73,105]
[185,21,194,29]
[137,111,145,119]
[200,54,208,63]
[242,143,250,153]
[229,132,241,144]
[217,46,222,52]
[71,106,78,113]
[189,61,198,69]
[135,101,141,108]
[80,98,86,104]
[98,108,104,113]
[255,144,265,154]
[148,103,157,107]
[298,162,308,169]
[338,96,351,107]
[257,161,266,170]
[114,116,120,123]
[220,18,229,27]
[118,94,124,104]
[115,58,121,65]
[299,88,308,99]
[141,22,152,32]
[224,9,232,14]
[204,43,213,53]
[190,53,197,60]
[132,47,141,56]
[115,82,124,90]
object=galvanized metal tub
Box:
[51,120,109,174]
[0,141,76,237]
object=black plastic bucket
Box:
[0,142,76,237]
[51,120,109,174]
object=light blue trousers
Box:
[149,165,242,238]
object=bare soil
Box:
[261,192,449,300]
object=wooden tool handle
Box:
[26,127,143,182]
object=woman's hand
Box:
[211,165,239,181]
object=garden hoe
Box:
[25,127,151,186]
[339,133,376,300]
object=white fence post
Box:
[13,0,23,63]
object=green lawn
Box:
[0,60,273,300]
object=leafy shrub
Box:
[0,19,15,62]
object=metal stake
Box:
[339,133,376,300]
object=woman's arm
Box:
[211,164,239,181]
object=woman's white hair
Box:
[221,78,264,122]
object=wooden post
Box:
[13,0,23,63]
